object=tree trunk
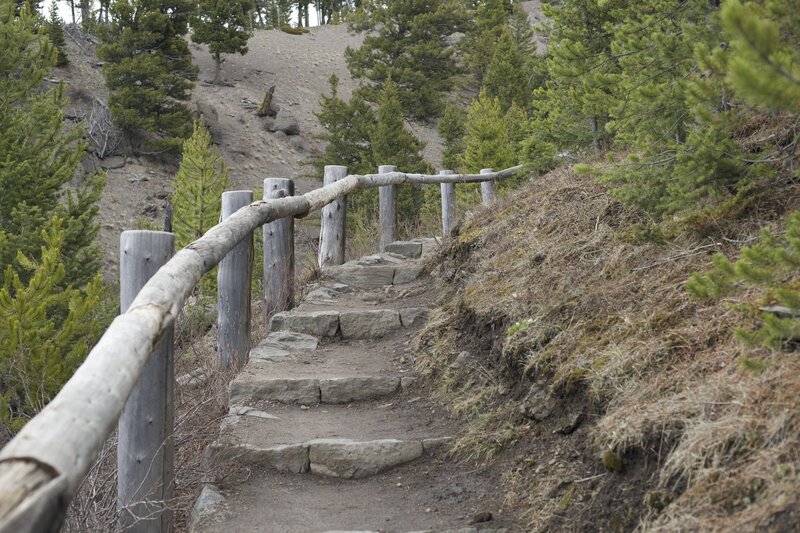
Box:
[213,51,221,85]
[257,85,275,117]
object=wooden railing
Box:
[0,164,523,532]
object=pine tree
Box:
[721,0,800,114]
[0,2,105,288]
[97,0,198,155]
[0,219,105,435]
[192,0,254,85]
[370,78,428,174]
[461,91,514,173]
[482,26,533,111]
[345,0,466,120]
[369,78,429,224]
[438,102,466,170]
[311,74,374,176]
[460,0,513,84]
[46,2,69,67]
[172,121,230,251]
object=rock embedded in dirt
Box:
[274,108,300,135]
[189,484,225,531]
[400,307,430,327]
[99,155,126,170]
[519,382,557,421]
[557,412,585,435]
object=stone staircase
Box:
[190,239,509,533]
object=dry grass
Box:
[414,166,800,531]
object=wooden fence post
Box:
[440,169,456,236]
[217,190,254,369]
[118,230,175,533]
[264,178,295,320]
[318,165,348,267]
[480,168,497,204]
[378,165,397,251]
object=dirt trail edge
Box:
[189,239,513,533]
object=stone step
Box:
[230,373,416,405]
[235,320,422,405]
[189,462,508,533]
[321,254,425,289]
[206,403,453,479]
[269,307,429,339]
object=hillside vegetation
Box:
[417,168,799,531]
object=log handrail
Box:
[0,165,524,532]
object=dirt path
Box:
[190,240,513,533]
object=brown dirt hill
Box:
[416,168,800,532]
[57,23,444,282]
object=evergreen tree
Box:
[438,102,466,170]
[461,91,514,173]
[459,0,513,84]
[252,0,292,28]
[192,0,254,85]
[172,121,230,251]
[0,2,105,288]
[687,212,800,351]
[721,0,800,113]
[525,0,628,167]
[0,3,106,433]
[97,0,198,154]
[370,78,429,223]
[482,26,533,111]
[345,0,466,120]
[0,220,104,434]
[311,74,374,176]
[46,2,69,67]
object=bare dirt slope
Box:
[58,23,443,281]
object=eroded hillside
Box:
[416,169,800,531]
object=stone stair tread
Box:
[190,462,508,533]
[218,402,453,447]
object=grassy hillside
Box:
[416,168,799,531]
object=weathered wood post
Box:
[318,165,348,267]
[264,178,295,320]
[217,190,254,369]
[440,169,456,236]
[118,230,175,533]
[480,168,497,204]
[378,165,397,251]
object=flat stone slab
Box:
[339,309,401,338]
[385,241,423,259]
[320,377,401,403]
[270,310,339,337]
[207,441,310,473]
[249,331,318,362]
[217,404,452,449]
[229,375,320,405]
[323,263,396,289]
[309,438,423,479]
